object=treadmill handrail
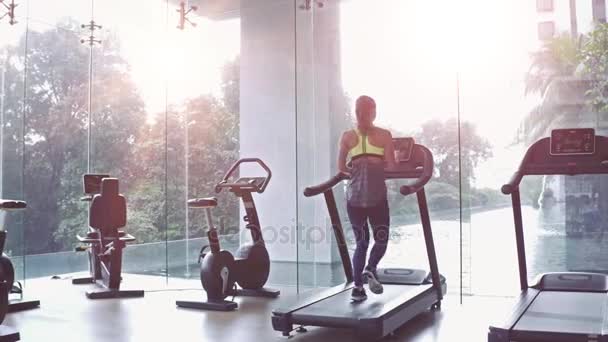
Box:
[502,171,523,195]
[303,172,350,197]
[400,145,434,196]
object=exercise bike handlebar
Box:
[0,200,26,210]
[304,172,350,197]
[215,158,272,194]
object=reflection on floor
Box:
[5,274,514,341]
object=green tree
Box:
[525,33,581,98]
[517,33,585,144]
[414,118,492,189]
[580,23,608,115]
[126,57,241,242]
[2,20,146,253]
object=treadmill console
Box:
[393,137,415,162]
[550,128,595,156]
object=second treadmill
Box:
[489,128,608,342]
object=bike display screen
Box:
[83,174,110,194]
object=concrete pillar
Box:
[240,0,298,263]
[239,0,345,265]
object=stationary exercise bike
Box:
[176,158,280,311]
[72,175,144,299]
[0,200,40,342]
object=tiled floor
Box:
[3,274,514,341]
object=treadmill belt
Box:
[294,284,432,320]
[514,291,607,335]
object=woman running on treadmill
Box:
[337,95,396,302]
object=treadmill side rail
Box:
[488,288,540,342]
[272,283,354,316]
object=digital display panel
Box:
[550,128,595,155]
[83,174,110,194]
[393,137,415,162]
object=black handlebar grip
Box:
[399,145,434,196]
[400,185,416,196]
[502,171,522,194]
[304,172,350,197]
[0,200,26,210]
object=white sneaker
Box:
[363,268,383,294]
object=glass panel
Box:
[22,1,91,279]
[91,0,169,287]
[461,0,608,295]
[0,5,27,283]
[295,0,349,290]
[459,0,539,296]
[164,6,242,285]
[297,0,461,293]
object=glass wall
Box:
[0,0,607,300]
[22,0,91,278]
[0,3,27,283]
[295,0,464,294]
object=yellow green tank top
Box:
[349,129,385,159]
[347,129,387,207]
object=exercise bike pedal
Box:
[116,231,136,243]
[74,245,89,252]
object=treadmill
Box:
[489,128,608,342]
[272,138,446,341]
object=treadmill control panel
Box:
[550,128,595,156]
[393,137,415,162]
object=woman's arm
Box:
[337,132,351,174]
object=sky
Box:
[339,0,595,188]
[0,0,598,188]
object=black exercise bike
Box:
[176,158,280,311]
[72,175,144,299]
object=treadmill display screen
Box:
[550,128,595,156]
[393,137,415,162]
[83,174,110,194]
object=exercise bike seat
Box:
[187,197,218,208]
[90,178,127,235]
[0,200,26,211]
